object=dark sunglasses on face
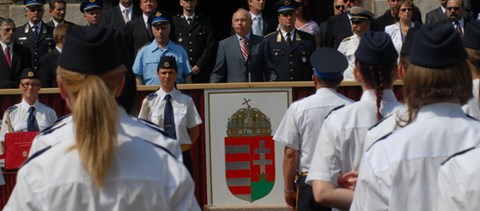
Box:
[335,5,345,10]
[343,0,355,3]
[28,8,44,12]
[400,8,412,12]
[1,27,15,32]
[446,7,460,11]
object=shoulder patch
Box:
[366,132,393,152]
[147,92,158,100]
[7,105,17,113]
[21,146,51,168]
[368,114,393,131]
[325,104,345,120]
[441,147,476,165]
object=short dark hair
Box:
[49,0,66,9]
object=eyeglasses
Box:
[28,8,44,12]
[21,83,40,88]
[343,0,355,3]
[1,27,15,32]
[335,5,345,10]
[400,8,412,12]
[446,7,460,11]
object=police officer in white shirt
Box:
[138,55,202,175]
[4,25,200,211]
[351,24,480,211]
[461,20,480,119]
[306,31,400,210]
[337,7,373,81]
[275,47,353,211]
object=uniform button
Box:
[289,54,293,57]
[34,59,38,62]
[289,61,293,64]
[189,49,193,52]
[34,52,37,55]
[189,57,193,60]
[189,42,192,44]
[189,33,192,36]
[290,69,293,72]
[290,77,293,80]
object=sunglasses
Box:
[1,27,15,32]
[446,7,460,11]
[28,8,44,12]
[400,8,412,12]
[343,0,355,3]
[335,5,345,10]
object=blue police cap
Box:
[58,25,123,74]
[274,0,298,14]
[157,56,178,71]
[20,68,39,80]
[310,48,347,80]
[80,0,103,13]
[148,10,171,26]
[409,24,467,68]
[355,31,398,65]
[24,0,45,7]
[464,20,480,50]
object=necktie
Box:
[240,37,248,62]
[123,9,129,23]
[187,17,193,25]
[253,17,262,36]
[163,94,176,139]
[4,46,11,68]
[27,106,39,131]
[455,22,463,38]
[286,32,292,46]
[33,25,39,37]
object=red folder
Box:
[0,142,4,168]
[4,132,38,170]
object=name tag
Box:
[18,37,27,40]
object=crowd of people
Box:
[0,0,480,210]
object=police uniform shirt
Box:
[305,89,400,186]
[138,88,202,145]
[363,105,407,150]
[4,115,200,211]
[337,34,360,81]
[350,103,480,211]
[132,40,192,85]
[462,79,480,120]
[436,147,480,211]
[29,106,183,161]
[0,99,57,142]
[273,88,353,172]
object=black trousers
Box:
[182,150,193,177]
[297,175,332,211]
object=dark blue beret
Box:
[409,24,467,68]
[157,56,177,71]
[400,27,418,56]
[464,20,480,50]
[148,10,171,26]
[24,0,45,7]
[310,48,347,79]
[355,31,398,65]
[58,25,123,74]
[274,0,298,14]
[80,0,103,13]
[20,68,38,80]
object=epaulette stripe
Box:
[21,146,51,168]
[366,132,393,152]
[7,105,17,113]
[264,31,278,38]
[38,122,67,136]
[147,93,157,100]
[136,118,173,138]
[325,104,345,120]
[368,114,393,130]
[141,139,176,159]
[441,147,476,166]
[465,114,479,121]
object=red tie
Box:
[240,37,248,62]
[4,46,11,68]
[455,22,463,38]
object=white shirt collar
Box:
[184,13,195,20]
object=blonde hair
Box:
[57,65,126,188]
[400,62,472,126]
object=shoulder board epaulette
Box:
[37,117,69,136]
[147,92,157,100]
[366,132,393,152]
[53,114,71,124]
[136,117,172,138]
[368,114,393,131]
[325,104,345,120]
[21,146,51,168]
[174,14,182,17]
[140,139,177,159]
[6,105,17,114]
[264,31,278,38]
[341,35,354,42]
[441,147,476,165]
[465,114,479,121]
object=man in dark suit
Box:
[0,18,32,88]
[319,0,345,47]
[264,0,315,81]
[125,0,156,56]
[172,0,215,83]
[426,0,448,24]
[45,0,75,27]
[437,0,472,35]
[248,0,277,36]
[376,0,422,30]
[210,8,266,82]
[323,0,362,48]
[38,23,70,87]
[14,0,54,72]
[103,0,142,30]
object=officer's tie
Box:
[187,17,193,25]
[286,32,292,46]
[27,106,39,131]
[164,94,176,139]
[455,21,463,38]
[4,46,11,68]
[33,25,39,37]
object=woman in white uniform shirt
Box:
[351,24,480,211]
[4,25,200,211]
[138,55,202,175]
[305,31,400,210]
